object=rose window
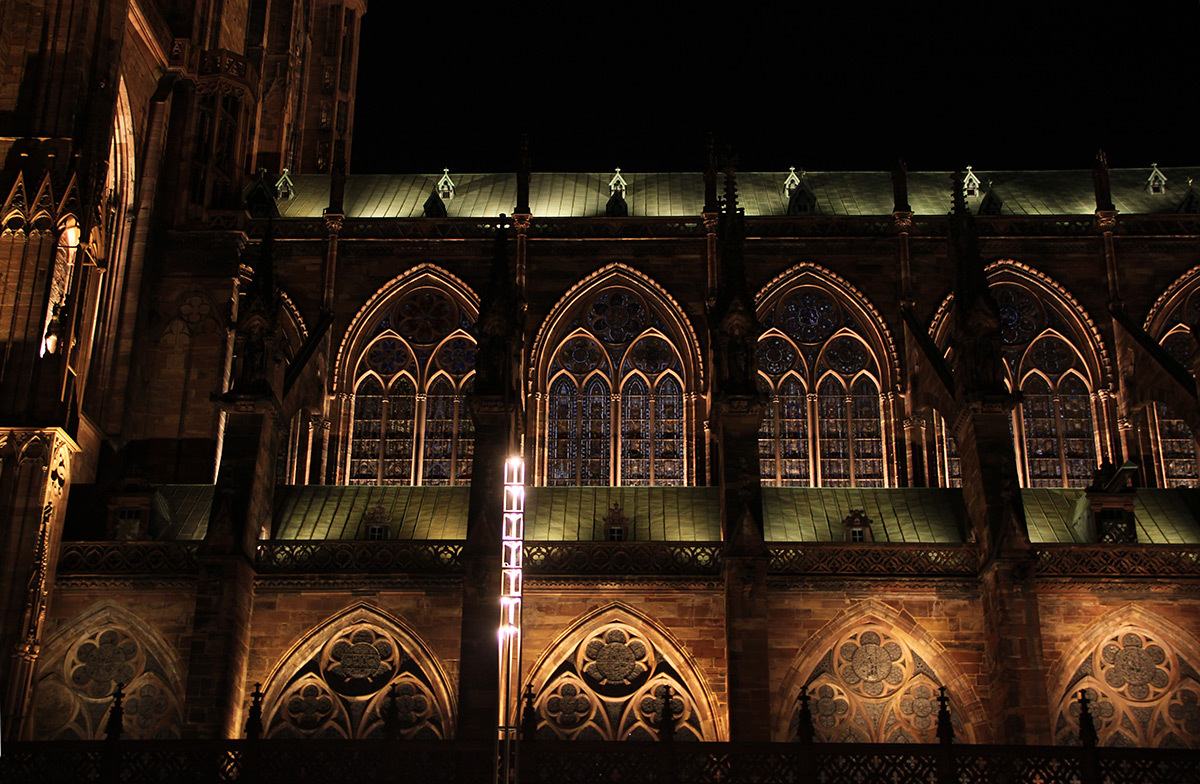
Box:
[285,683,335,731]
[638,683,685,728]
[813,683,850,730]
[70,630,139,698]
[823,336,869,375]
[395,290,457,344]
[756,336,798,377]
[1030,336,1074,375]
[898,683,937,730]
[323,627,398,696]
[627,336,674,375]
[546,682,592,729]
[1168,689,1200,735]
[557,337,606,376]
[125,683,170,732]
[586,291,647,344]
[838,630,906,698]
[995,286,1044,346]
[778,290,839,344]
[388,681,429,726]
[582,628,650,687]
[366,338,409,375]
[434,337,475,375]
[1100,633,1170,701]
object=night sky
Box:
[351,4,1198,174]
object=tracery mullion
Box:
[653,375,684,486]
[817,376,851,487]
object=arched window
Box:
[1142,317,1200,488]
[345,285,476,485]
[931,275,1106,488]
[539,281,694,486]
[756,283,891,487]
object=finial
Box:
[1077,689,1098,748]
[382,683,402,740]
[105,682,125,741]
[608,168,628,196]
[521,683,538,741]
[245,682,264,740]
[436,168,455,200]
[783,166,802,198]
[795,684,815,744]
[657,686,678,742]
[936,685,954,744]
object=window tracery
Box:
[1054,628,1200,748]
[264,621,447,740]
[1142,281,1200,487]
[932,276,1105,489]
[530,622,705,741]
[346,286,475,485]
[790,626,965,744]
[757,282,889,487]
[542,284,689,486]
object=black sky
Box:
[351,4,1198,174]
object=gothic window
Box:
[1143,322,1200,487]
[1015,339,1098,488]
[540,282,692,486]
[757,283,890,487]
[346,285,475,485]
[933,277,1105,489]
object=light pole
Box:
[496,457,525,784]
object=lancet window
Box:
[1142,303,1200,487]
[757,286,888,487]
[542,286,689,486]
[347,287,475,485]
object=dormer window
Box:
[436,168,455,201]
[1147,163,1167,195]
[842,509,874,543]
[602,502,630,542]
[963,166,981,198]
[1096,508,1136,544]
[361,505,391,540]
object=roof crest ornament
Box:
[274,168,295,201]
[783,166,803,198]
[608,168,627,197]
[962,166,981,198]
[1147,162,1167,194]
[436,168,455,200]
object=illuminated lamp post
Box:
[496,457,525,784]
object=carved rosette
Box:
[799,626,963,743]
[32,625,182,739]
[265,621,444,740]
[532,622,703,741]
[1055,629,1200,748]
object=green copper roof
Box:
[276,168,1200,220]
[272,485,470,539]
[1020,488,1200,544]
[524,486,721,541]
[158,484,215,540]
[763,488,966,543]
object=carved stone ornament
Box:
[1054,628,1200,748]
[264,620,445,740]
[531,620,705,741]
[798,625,965,744]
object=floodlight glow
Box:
[497,456,525,784]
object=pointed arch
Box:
[337,266,479,485]
[523,602,725,741]
[531,263,702,389]
[774,599,989,744]
[532,264,701,485]
[1045,605,1200,748]
[31,603,184,740]
[755,262,899,390]
[336,264,479,393]
[260,603,456,740]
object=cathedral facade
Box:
[2,0,1200,754]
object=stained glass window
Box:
[759,376,809,486]
[1021,375,1061,487]
[1156,404,1199,487]
[350,376,384,484]
[934,414,961,488]
[542,288,690,486]
[421,377,455,485]
[382,376,415,484]
[621,377,651,485]
[347,286,475,486]
[547,376,580,486]
[851,377,884,486]
[1059,375,1096,485]
[818,377,851,487]
[653,376,684,485]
